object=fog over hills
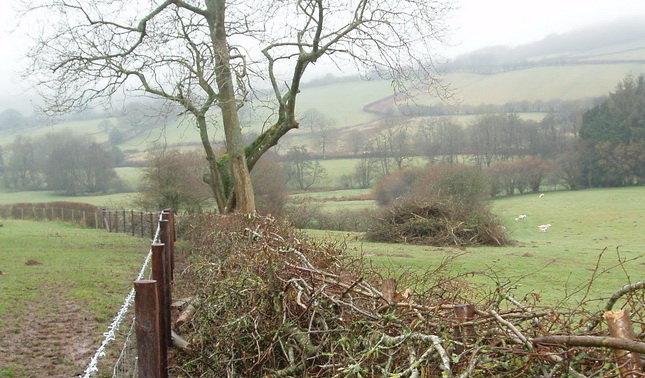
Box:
[448,17,645,72]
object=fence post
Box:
[140,211,144,238]
[160,217,174,283]
[134,280,164,378]
[149,213,154,240]
[130,210,135,236]
[151,243,171,375]
[161,211,175,282]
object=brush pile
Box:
[172,213,645,377]
[365,197,512,246]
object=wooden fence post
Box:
[151,243,171,374]
[604,310,642,377]
[140,211,144,238]
[134,280,165,378]
[149,212,154,240]
[161,211,175,281]
[130,210,135,236]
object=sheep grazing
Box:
[515,214,528,221]
[539,193,545,198]
[538,224,551,232]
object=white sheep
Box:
[515,214,527,221]
[538,224,551,232]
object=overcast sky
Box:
[1,0,644,113]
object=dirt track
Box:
[0,287,99,377]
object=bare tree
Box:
[24,0,453,212]
[284,146,327,190]
[300,108,335,158]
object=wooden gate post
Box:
[134,280,163,378]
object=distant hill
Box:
[448,17,645,72]
[3,16,645,155]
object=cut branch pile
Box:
[172,214,645,377]
[365,198,512,246]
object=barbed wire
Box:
[79,211,164,378]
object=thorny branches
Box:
[173,214,645,377]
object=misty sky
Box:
[1,0,644,113]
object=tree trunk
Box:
[206,0,255,213]
[196,115,226,212]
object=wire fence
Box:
[79,211,165,378]
[2,203,172,376]
[0,203,162,240]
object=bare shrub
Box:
[250,151,286,216]
[135,147,212,213]
[373,168,419,205]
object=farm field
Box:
[305,187,645,306]
[0,220,150,377]
[0,190,135,208]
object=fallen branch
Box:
[533,335,645,354]
[176,303,197,327]
[583,281,645,332]
[171,330,191,352]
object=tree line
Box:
[0,131,123,195]
[283,74,645,194]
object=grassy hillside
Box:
[417,63,645,106]
[3,41,645,152]
[0,220,149,376]
[308,186,645,305]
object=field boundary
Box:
[0,202,160,240]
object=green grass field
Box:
[306,187,645,306]
[413,64,645,106]
[0,220,151,376]
[0,190,136,208]
[0,220,150,319]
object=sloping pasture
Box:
[308,187,645,306]
[0,220,149,377]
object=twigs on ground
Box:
[171,213,645,377]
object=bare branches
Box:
[533,335,645,355]
[174,213,645,377]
